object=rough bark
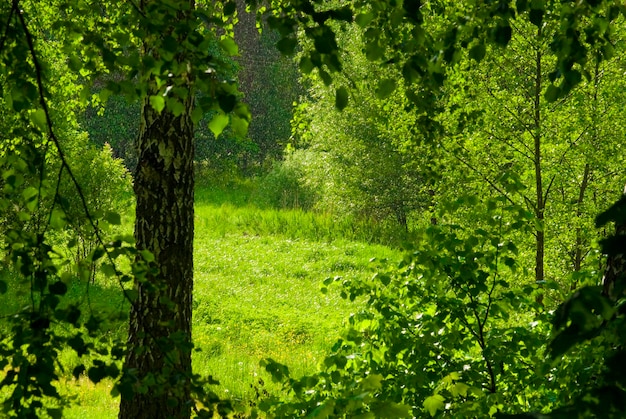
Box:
[119,2,195,417]
[118,90,195,419]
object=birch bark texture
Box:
[119,1,195,417]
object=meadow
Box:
[1,182,401,417]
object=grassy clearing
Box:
[1,184,401,416]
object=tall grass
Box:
[196,197,409,247]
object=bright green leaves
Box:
[220,37,239,56]
[423,394,445,417]
[30,109,48,132]
[207,97,251,138]
[208,113,230,138]
[149,95,165,113]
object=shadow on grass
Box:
[0,267,130,342]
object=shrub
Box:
[251,150,317,210]
[57,136,133,276]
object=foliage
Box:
[515,196,626,418]
[0,142,135,418]
[56,139,133,279]
[257,196,621,418]
[1,0,626,417]
[288,23,432,229]
[251,148,317,210]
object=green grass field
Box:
[2,184,401,417]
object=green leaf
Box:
[319,69,333,86]
[218,94,237,113]
[0,280,7,294]
[22,186,39,212]
[450,382,470,398]
[223,1,236,16]
[50,208,67,229]
[493,24,512,46]
[372,402,412,418]
[360,373,383,390]
[68,335,88,357]
[100,263,117,277]
[313,30,338,55]
[365,42,385,61]
[220,37,239,56]
[149,95,165,112]
[529,8,544,26]
[47,408,63,419]
[90,247,106,262]
[88,365,106,384]
[140,250,155,262]
[423,394,445,417]
[299,56,315,74]
[167,98,186,116]
[376,79,396,99]
[355,12,374,27]
[191,106,204,124]
[125,289,139,302]
[231,114,249,137]
[31,108,47,132]
[208,113,229,138]
[104,211,121,225]
[72,365,86,379]
[335,87,349,110]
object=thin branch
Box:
[442,141,519,207]
[482,129,534,161]
[483,81,536,137]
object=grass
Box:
[0,182,401,417]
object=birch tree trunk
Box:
[119,1,195,417]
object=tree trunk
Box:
[119,91,195,419]
[571,163,590,290]
[533,25,545,304]
[119,1,195,416]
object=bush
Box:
[250,150,317,210]
[57,136,133,274]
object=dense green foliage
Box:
[1,0,626,418]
